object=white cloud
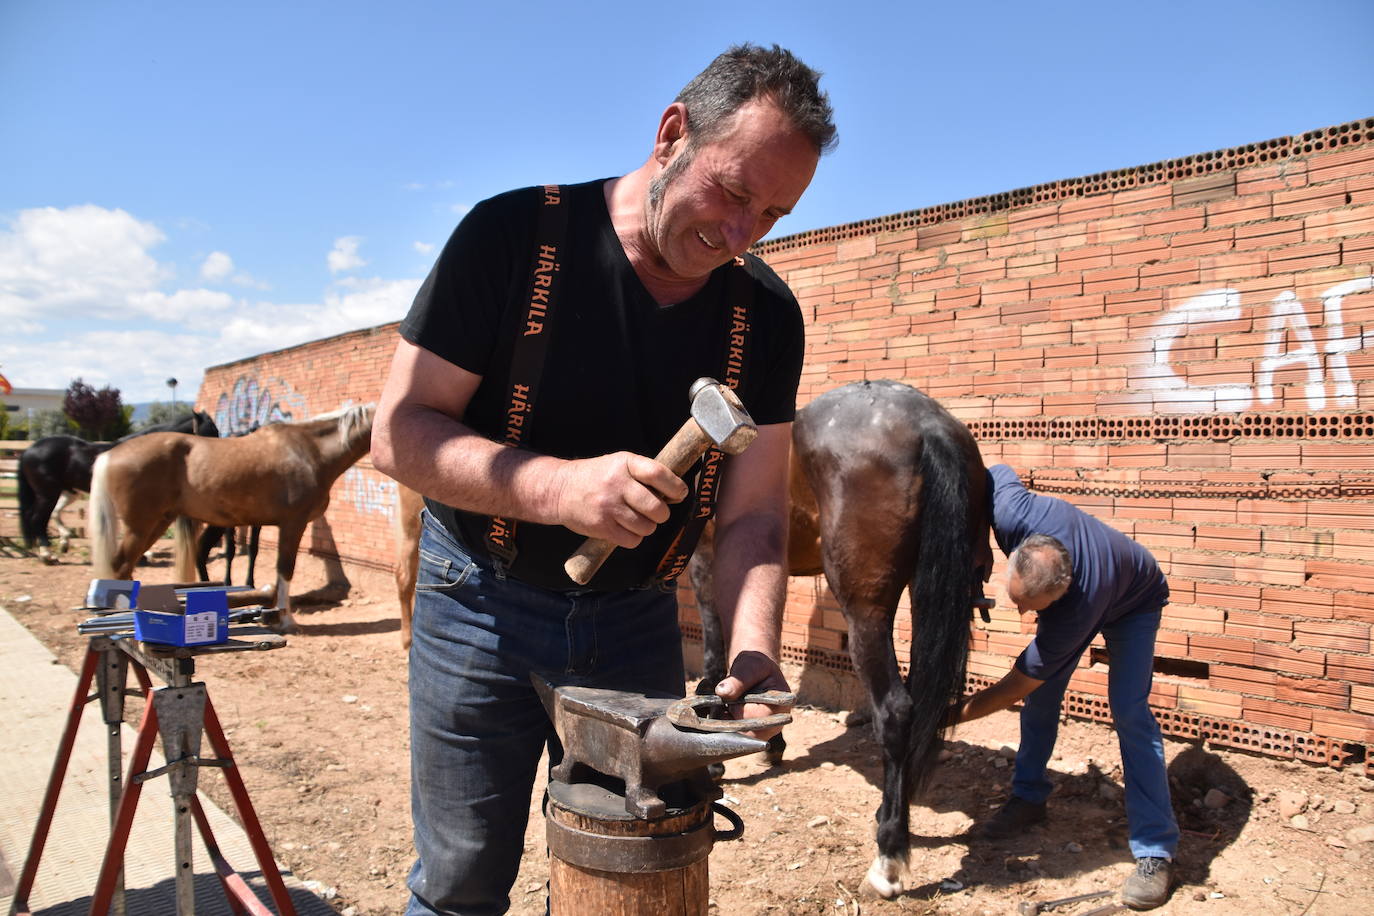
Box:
[0,205,169,319]
[201,250,234,281]
[0,204,420,403]
[413,241,435,255]
[450,202,472,216]
[327,236,366,274]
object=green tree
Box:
[27,409,71,439]
[63,378,131,441]
[139,400,190,430]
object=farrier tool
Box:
[1017,889,1113,915]
[563,377,758,585]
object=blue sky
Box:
[2,0,1371,404]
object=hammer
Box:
[564,377,757,585]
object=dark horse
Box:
[694,380,992,897]
[17,411,219,561]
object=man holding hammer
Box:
[373,44,835,915]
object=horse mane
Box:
[305,403,375,447]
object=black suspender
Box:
[651,257,754,585]
[485,185,568,574]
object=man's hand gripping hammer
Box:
[564,377,758,585]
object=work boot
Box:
[977,796,1047,839]
[1122,856,1172,909]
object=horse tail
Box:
[904,424,974,797]
[89,452,119,579]
[17,459,37,546]
[173,516,198,582]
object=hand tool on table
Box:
[564,377,758,585]
[1017,889,1114,915]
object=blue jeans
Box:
[1011,607,1178,860]
[405,510,686,915]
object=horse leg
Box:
[29,491,59,563]
[265,522,306,633]
[51,491,76,554]
[688,525,727,693]
[244,526,260,589]
[843,603,915,898]
[197,525,227,583]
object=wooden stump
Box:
[546,781,713,916]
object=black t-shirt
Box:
[399,179,805,590]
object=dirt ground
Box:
[2,518,1372,915]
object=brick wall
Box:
[196,117,1374,772]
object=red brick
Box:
[1243,697,1313,731]
[1177,685,1243,718]
[1189,634,1254,666]
[1309,708,1374,743]
[1268,242,1343,274]
[1273,184,1351,219]
[1209,664,1276,697]
[1293,619,1371,653]
[1252,641,1326,677]
[1082,266,1139,295]
[1260,587,1335,620]
[1328,653,1374,687]
[1275,675,1350,710]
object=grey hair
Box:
[1008,534,1073,600]
[675,43,837,155]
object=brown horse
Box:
[89,405,375,630]
[694,380,992,897]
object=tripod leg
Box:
[202,697,298,915]
[88,691,161,916]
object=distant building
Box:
[2,386,64,418]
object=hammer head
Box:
[688,377,757,454]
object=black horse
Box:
[692,380,991,897]
[17,411,219,561]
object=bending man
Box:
[950,463,1178,910]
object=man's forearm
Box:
[373,402,565,523]
[710,512,787,661]
[952,667,1044,725]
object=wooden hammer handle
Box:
[563,420,713,585]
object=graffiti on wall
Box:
[1140,277,1373,411]
[342,467,398,521]
[214,375,309,435]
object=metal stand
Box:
[9,625,298,916]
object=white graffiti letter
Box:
[1256,291,1323,407]
[1143,288,1252,411]
[1321,277,1373,407]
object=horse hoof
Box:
[864,857,905,899]
[262,610,296,634]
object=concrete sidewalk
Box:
[0,604,335,915]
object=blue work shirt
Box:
[989,464,1169,683]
